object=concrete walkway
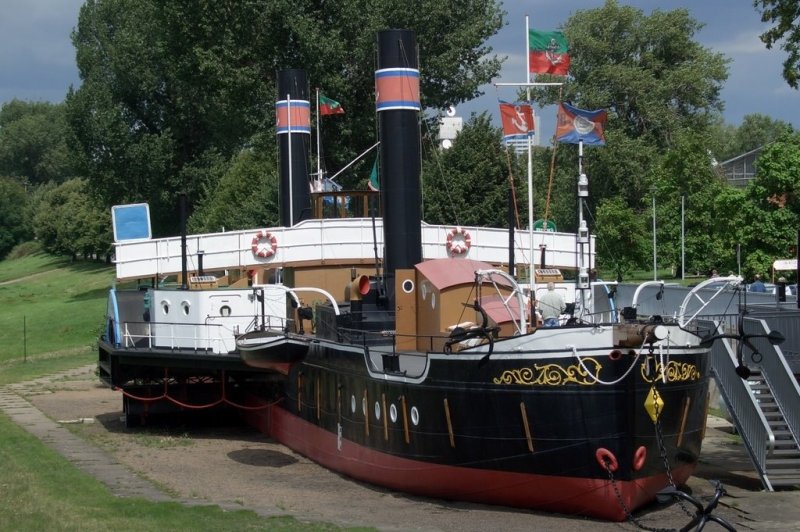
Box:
[0,366,173,503]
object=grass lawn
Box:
[0,253,112,364]
[0,251,370,531]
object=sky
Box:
[1,0,797,141]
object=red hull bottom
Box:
[243,402,695,522]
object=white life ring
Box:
[446,227,471,255]
[251,230,278,258]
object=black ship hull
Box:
[243,329,711,521]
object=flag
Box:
[368,157,379,191]
[320,94,345,115]
[529,30,570,76]
[555,102,607,145]
[499,101,535,143]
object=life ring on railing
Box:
[251,230,278,258]
[446,226,471,255]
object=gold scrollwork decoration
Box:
[641,360,700,383]
[493,358,602,386]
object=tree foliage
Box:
[0,176,28,259]
[423,113,518,227]
[537,0,728,147]
[67,0,504,236]
[709,113,794,162]
[32,178,112,260]
[188,149,280,234]
[594,197,649,281]
[525,1,731,277]
[0,100,73,185]
[756,0,800,89]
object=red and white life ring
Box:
[446,226,471,255]
[251,230,278,258]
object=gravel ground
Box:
[13,365,784,532]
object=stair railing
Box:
[709,321,775,490]
[744,317,800,447]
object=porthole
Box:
[430,292,436,309]
[160,299,170,315]
[350,395,356,413]
[410,406,420,426]
[181,300,191,316]
[220,305,232,317]
[374,401,381,420]
[402,279,414,293]
[389,403,398,423]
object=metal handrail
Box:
[745,317,800,448]
[708,322,775,490]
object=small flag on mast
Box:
[555,102,607,145]
[499,101,535,143]
[529,30,570,76]
[320,94,345,115]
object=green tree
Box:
[710,113,794,162]
[32,178,112,261]
[594,197,649,281]
[530,1,729,214]
[652,131,733,276]
[0,100,73,184]
[189,149,280,233]
[422,113,520,228]
[67,0,504,237]
[755,0,800,89]
[0,176,28,259]
[738,131,800,275]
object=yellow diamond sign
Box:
[644,386,664,422]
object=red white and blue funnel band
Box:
[276,99,311,134]
[375,68,420,112]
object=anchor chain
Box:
[603,458,676,532]
[604,347,702,531]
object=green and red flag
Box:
[529,30,570,76]
[320,94,345,116]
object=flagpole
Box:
[316,87,322,190]
[525,15,535,302]
[577,139,589,313]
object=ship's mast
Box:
[495,15,563,301]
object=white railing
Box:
[113,218,593,280]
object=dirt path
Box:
[7,364,798,531]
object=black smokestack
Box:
[376,29,422,296]
[277,69,311,226]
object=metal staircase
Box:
[709,317,800,491]
[745,371,800,487]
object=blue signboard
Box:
[111,203,152,242]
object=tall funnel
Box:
[376,29,422,296]
[277,69,311,226]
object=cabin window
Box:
[350,395,356,413]
[220,305,232,317]
[410,406,420,426]
[181,300,191,316]
[389,403,398,423]
[374,401,381,420]
[402,279,414,293]
[160,299,170,315]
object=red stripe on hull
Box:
[243,403,695,521]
